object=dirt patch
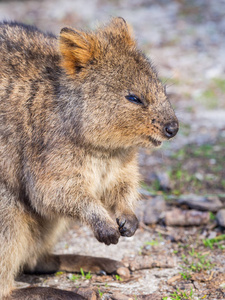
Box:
[2,0,225,299]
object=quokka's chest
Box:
[84,156,123,198]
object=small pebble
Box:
[216,209,225,227]
[116,267,130,278]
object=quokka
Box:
[0,18,178,299]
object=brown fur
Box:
[0,18,178,299]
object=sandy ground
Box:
[1,0,225,299]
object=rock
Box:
[167,274,181,285]
[116,267,130,279]
[138,188,155,197]
[140,172,171,192]
[216,209,225,227]
[218,194,225,204]
[135,199,146,223]
[207,231,217,239]
[73,287,97,300]
[178,194,223,212]
[165,208,210,226]
[155,172,171,191]
[144,196,166,224]
[110,292,132,300]
[135,293,162,300]
[135,196,166,225]
[98,293,111,300]
[123,255,175,271]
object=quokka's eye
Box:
[125,94,143,105]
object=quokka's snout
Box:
[163,120,179,138]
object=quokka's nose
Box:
[163,121,179,138]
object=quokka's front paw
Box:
[116,214,139,237]
[93,220,120,246]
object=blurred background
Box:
[1,1,225,297]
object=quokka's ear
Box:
[59,27,96,76]
[104,17,135,47]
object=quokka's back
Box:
[0,22,61,190]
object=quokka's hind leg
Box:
[25,254,125,275]
[8,287,85,300]
[0,186,84,300]
[0,184,32,299]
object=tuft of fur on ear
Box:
[103,17,136,47]
[59,18,135,76]
[59,28,96,76]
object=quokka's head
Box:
[59,17,178,149]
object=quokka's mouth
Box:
[148,136,162,147]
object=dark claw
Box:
[116,218,126,229]
[120,228,128,236]
[116,214,139,237]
